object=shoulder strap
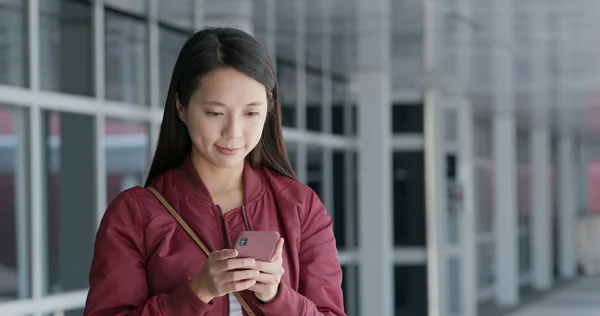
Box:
[146,186,256,316]
[147,186,211,256]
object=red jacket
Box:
[83,156,346,316]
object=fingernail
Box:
[247,258,255,265]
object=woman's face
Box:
[177,67,268,170]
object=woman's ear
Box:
[175,94,186,124]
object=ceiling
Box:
[308,0,600,140]
[427,0,600,139]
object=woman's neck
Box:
[190,151,244,197]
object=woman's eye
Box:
[206,111,223,117]
[246,112,260,117]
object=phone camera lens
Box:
[239,237,248,246]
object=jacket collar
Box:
[173,154,265,206]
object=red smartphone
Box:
[233,231,280,262]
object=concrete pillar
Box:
[493,113,519,306]
[356,0,393,315]
[556,7,577,280]
[530,0,553,291]
[558,134,577,278]
[455,0,477,314]
[530,127,553,290]
[492,0,519,306]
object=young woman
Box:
[83,27,346,316]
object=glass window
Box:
[332,151,346,247]
[0,106,30,301]
[307,146,323,202]
[40,0,93,96]
[352,152,358,247]
[277,59,297,127]
[393,152,426,247]
[474,117,492,159]
[105,0,146,16]
[330,31,346,76]
[43,111,96,295]
[392,104,423,134]
[159,0,193,30]
[285,142,297,174]
[275,0,296,61]
[519,232,530,277]
[332,150,356,250]
[475,165,494,234]
[306,70,322,131]
[159,27,188,106]
[304,1,322,69]
[252,0,268,49]
[446,155,460,245]
[331,78,345,135]
[351,102,358,135]
[46,307,84,316]
[477,242,495,290]
[395,265,428,316]
[105,119,150,205]
[341,265,359,316]
[105,10,149,105]
[0,0,28,87]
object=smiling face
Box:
[176,67,269,170]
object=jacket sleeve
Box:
[258,190,347,316]
[83,189,216,316]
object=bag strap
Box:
[146,186,256,316]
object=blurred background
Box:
[1,0,600,315]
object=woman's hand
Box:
[190,249,259,303]
[249,238,285,303]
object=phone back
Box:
[233,231,280,262]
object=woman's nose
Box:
[222,115,243,139]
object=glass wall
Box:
[0,105,29,302]
[105,118,150,204]
[40,0,93,96]
[0,0,28,87]
[43,110,95,316]
[0,0,359,314]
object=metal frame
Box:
[14,105,29,300]
[94,0,107,230]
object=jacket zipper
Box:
[217,205,251,316]
[216,205,230,316]
[217,205,229,248]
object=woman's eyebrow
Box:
[202,101,264,106]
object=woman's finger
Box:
[271,238,284,261]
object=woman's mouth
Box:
[215,145,242,156]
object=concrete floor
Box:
[507,275,600,316]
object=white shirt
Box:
[229,292,243,316]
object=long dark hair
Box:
[145,27,296,186]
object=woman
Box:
[83,27,346,316]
